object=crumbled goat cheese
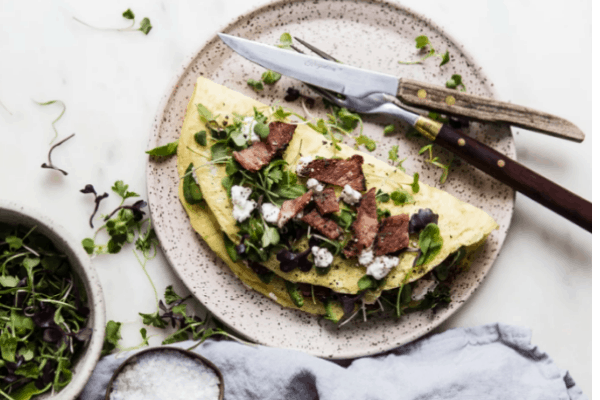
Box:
[261,203,281,224]
[340,184,362,205]
[296,156,313,176]
[109,349,220,400]
[366,255,399,280]
[231,185,256,223]
[241,116,260,143]
[358,248,374,266]
[311,246,334,268]
[306,178,324,193]
[269,292,278,301]
[294,211,304,221]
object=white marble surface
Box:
[0,0,592,396]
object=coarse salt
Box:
[110,349,221,400]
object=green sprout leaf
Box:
[411,173,420,193]
[416,223,443,266]
[254,122,270,139]
[183,163,203,205]
[383,124,395,135]
[197,104,213,123]
[357,275,377,291]
[146,139,178,156]
[285,281,304,307]
[122,9,135,19]
[277,33,293,49]
[164,285,184,305]
[101,320,122,356]
[112,180,139,201]
[194,130,207,146]
[261,70,282,84]
[415,35,430,49]
[439,50,450,66]
[355,134,376,151]
[391,189,414,205]
[223,233,238,262]
[446,74,466,92]
[138,17,152,35]
[247,79,264,92]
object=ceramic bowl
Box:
[0,200,106,399]
[104,347,225,400]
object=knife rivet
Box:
[417,89,427,99]
[497,159,505,168]
[458,138,466,146]
[445,95,456,106]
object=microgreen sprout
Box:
[419,144,455,184]
[446,74,466,92]
[398,35,450,67]
[73,9,152,35]
[41,133,75,176]
[33,99,66,144]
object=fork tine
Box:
[294,37,340,63]
[289,46,341,104]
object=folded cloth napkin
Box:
[81,323,586,400]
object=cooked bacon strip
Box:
[278,190,313,228]
[350,188,378,253]
[300,155,366,191]
[374,214,410,256]
[313,187,340,215]
[233,121,296,172]
[301,210,342,240]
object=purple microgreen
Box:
[80,184,109,228]
[41,133,75,176]
[408,208,439,234]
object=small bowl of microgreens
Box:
[0,200,105,399]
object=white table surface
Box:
[0,0,592,396]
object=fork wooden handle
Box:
[398,78,585,143]
[432,123,592,232]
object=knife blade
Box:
[218,33,585,143]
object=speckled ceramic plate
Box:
[146,0,515,358]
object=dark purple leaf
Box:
[32,303,57,328]
[337,293,364,316]
[43,327,64,343]
[71,328,92,342]
[81,184,109,228]
[277,249,298,272]
[297,249,312,272]
[284,87,300,102]
[408,209,439,234]
[41,133,75,176]
[35,360,55,389]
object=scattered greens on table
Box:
[0,223,90,399]
[398,35,449,66]
[73,9,152,35]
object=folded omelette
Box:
[176,77,498,321]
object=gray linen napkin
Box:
[80,323,586,400]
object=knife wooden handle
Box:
[398,78,585,143]
[431,123,592,232]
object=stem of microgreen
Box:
[72,17,135,31]
[33,99,66,144]
[0,388,15,400]
[133,248,159,311]
[178,157,231,180]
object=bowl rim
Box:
[0,199,106,399]
[104,346,225,400]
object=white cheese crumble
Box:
[365,255,399,280]
[294,211,304,221]
[231,185,256,223]
[241,116,260,143]
[269,292,278,301]
[311,246,334,268]
[340,184,362,205]
[306,178,324,193]
[109,349,220,400]
[358,248,374,266]
[296,156,313,176]
[261,203,281,224]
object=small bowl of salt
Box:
[105,347,224,400]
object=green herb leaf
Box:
[5,235,22,250]
[223,234,238,262]
[139,311,167,328]
[146,139,178,156]
[230,131,248,147]
[355,134,376,151]
[275,184,306,199]
[122,9,135,19]
[15,362,40,379]
[194,130,207,146]
[111,180,139,201]
[383,124,395,135]
[439,50,450,66]
[285,281,304,307]
[0,275,19,287]
[258,271,274,284]
[101,320,122,356]
[164,285,183,305]
[0,332,17,362]
[183,163,203,205]
[357,275,377,291]
[391,189,414,205]
[272,106,292,121]
[277,33,293,49]
[138,17,152,35]
[82,238,95,255]
[261,226,280,248]
[247,79,264,91]
[254,122,270,139]
[446,74,466,91]
[411,173,420,193]
[416,223,443,266]
[376,189,390,203]
[415,35,430,49]
[261,70,282,84]
[210,142,230,161]
[197,104,213,123]
[162,330,189,345]
[388,145,399,164]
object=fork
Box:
[290,38,592,232]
